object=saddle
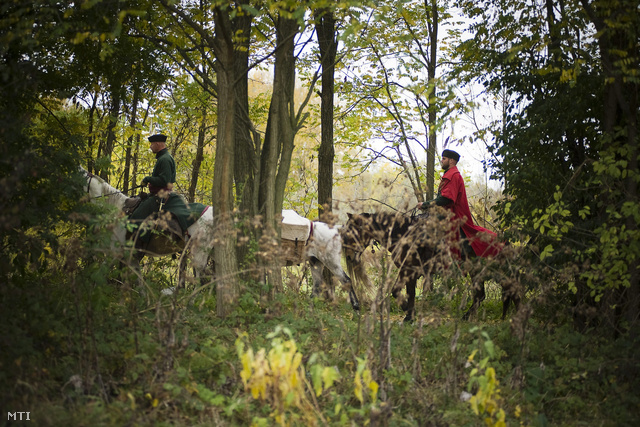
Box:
[123,190,157,216]
[124,194,186,252]
[123,196,143,216]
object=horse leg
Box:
[347,286,360,311]
[189,232,214,285]
[329,267,359,312]
[395,269,417,323]
[500,285,521,320]
[335,271,359,312]
[513,290,521,315]
[129,250,145,277]
[501,287,511,319]
[330,269,360,311]
[311,255,360,311]
[463,281,486,321]
[177,250,189,289]
[124,249,150,299]
[116,248,143,288]
[309,257,325,298]
[404,278,417,323]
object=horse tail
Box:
[345,251,375,302]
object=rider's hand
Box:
[418,200,434,210]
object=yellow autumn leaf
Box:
[354,370,363,403]
[368,380,379,404]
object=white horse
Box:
[80,167,361,310]
[81,167,214,281]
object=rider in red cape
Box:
[419,149,501,259]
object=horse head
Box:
[80,166,128,210]
[79,166,94,196]
[80,166,104,198]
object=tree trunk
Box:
[98,84,121,180]
[188,104,207,203]
[581,0,640,330]
[271,17,299,217]
[87,91,99,173]
[212,7,239,318]
[258,14,299,294]
[315,6,337,218]
[233,11,258,218]
[133,102,152,189]
[316,6,338,300]
[124,84,140,194]
[231,10,260,276]
[425,0,438,200]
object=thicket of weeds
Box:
[1,222,639,427]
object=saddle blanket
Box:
[281,209,311,242]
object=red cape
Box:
[439,166,501,258]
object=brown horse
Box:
[341,211,520,323]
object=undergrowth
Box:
[1,230,639,427]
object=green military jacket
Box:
[130,147,206,235]
[143,148,175,193]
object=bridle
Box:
[84,171,119,199]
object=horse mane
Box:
[82,167,128,209]
[352,211,415,243]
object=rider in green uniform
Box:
[128,134,176,245]
[129,133,207,247]
[141,134,176,194]
[131,133,175,214]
